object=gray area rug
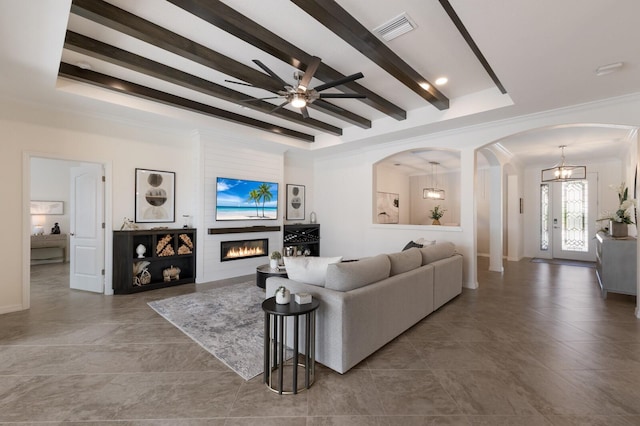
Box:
[148,281,266,380]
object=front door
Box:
[550,172,598,261]
[69,164,104,293]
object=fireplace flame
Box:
[225,245,265,259]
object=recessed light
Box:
[435,77,448,86]
[419,82,430,91]
[595,62,623,76]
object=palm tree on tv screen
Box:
[247,189,260,217]
[258,183,273,218]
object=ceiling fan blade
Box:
[319,93,367,99]
[224,79,255,87]
[313,72,364,92]
[298,56,321,90]
[240,96,281,102]
[270,100,289,113]
[300,105,310,119]
[253,59,288,87]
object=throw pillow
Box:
[420,242,456,265]
[325,254,390,292]
[283,256,343,286]
[402,240,423,251]
[387,247,422,276]
[415,238,436,246]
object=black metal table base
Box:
[262,298,319,395]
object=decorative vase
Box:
[136,244,146,258]
[609,220,628,238]
[270,258,278,269]
[310,211,317,224]
[275,288,291,304]
[432,219,441,225]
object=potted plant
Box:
[598,182,636,237]
[275,285,290,304]
[429,205,447,225]
[270,250,282,269]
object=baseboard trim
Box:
[0,304,24,315]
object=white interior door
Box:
[550,172,598,261]
[70,164,104,293]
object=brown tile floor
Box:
[0,258,638,425]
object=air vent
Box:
[373,13,417,42]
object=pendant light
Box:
[423,161,445,200]
[541,145,586,182]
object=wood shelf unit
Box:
[113,228,196,294]
[283,224,320,256]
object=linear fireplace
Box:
[221,238,268,262]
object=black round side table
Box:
[256,264,288,289]
[262,297,320,394]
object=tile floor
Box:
[0,258,639,425]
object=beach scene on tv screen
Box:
[216,178,278,220]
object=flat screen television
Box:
[216,177,278,221]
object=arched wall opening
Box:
[373,148,461,227]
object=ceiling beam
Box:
[58,63,315,142]
[63,31,342,136]
[69,0,371,129]
[438,0,507,94]
[166,0,407,120]
[291,0,450,111]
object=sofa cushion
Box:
[387,247,422,276]
[325,254,390,292]
[420,242,455,265]
[283,256,343,286]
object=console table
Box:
[262,297,319,394]
[30,234,67,263]
[595,231,637,298]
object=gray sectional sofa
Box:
[266,242,463,374]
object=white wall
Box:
[3,93,640,314]
[1,101,197,313]
[198,132,287,282]
[375,164,410,224]
[410,170,461,226]
[476,167,490,255]
[284,152,316,226]
[30,158,77,236]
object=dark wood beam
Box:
[166,0,407,120]
[69,0,370,129]
[58,63,315,142]
[63,31,342,136]
[438,0,507,94]
[291,0,450,111]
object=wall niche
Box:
[373,149,461,226]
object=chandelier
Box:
[423,161,445,200]
[541,145,586,182]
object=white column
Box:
[489,165,504,272]
[460,149,478,289]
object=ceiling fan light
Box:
[291,94,307,108]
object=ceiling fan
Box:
[226,56,366,118]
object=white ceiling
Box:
[0,0,638,164]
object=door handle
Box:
[70,233,75,236]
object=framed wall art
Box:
[30,200,64,215]
[135,168,175,223]
[376,192,399,224]
[286,184,305,220]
